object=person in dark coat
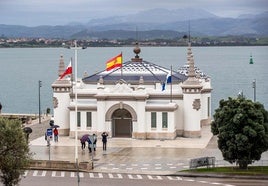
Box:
[101,132,108,151]
[80,139,86,150]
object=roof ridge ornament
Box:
[97,76,104,89]
[117,79,127,84]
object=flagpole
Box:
[71,57,74,102]
[70,41,82,164]
[120,52,123,79]
[170,65,172,103]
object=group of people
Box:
[80,132,108,153]
[45,128,108,152]
[44,128,59,146]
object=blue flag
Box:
[162,83,166,91]
[162,71,172,91]
[166,71,172,84]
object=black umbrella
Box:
[23,127,32,143]
[50,125,60,128]
[23,127,32,134]
[49,120,54,126]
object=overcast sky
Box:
[0,0,267,26]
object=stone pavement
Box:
[27,116,268,175]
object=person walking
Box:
[92,134,97,151]
[101,132,108,151]
[45,132,50,146]
[53,128,59,142]
[80,138,86,150]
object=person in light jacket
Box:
[87,134,97,153]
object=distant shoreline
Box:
[1,36,268,48]
[1,44,268,48]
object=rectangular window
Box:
[86,112,92,127]
[77,112,81,127]
[162,112,168,128]
[151,112,156,128]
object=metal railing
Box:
[190,157,268,172]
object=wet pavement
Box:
[27,116,268,175]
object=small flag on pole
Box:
[162,71,172,91]
[59,59,72,79]
[166,71,172,84]
[106,53,122,71]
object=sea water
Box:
[0,46,267,115]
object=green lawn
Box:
[182,166,268,175]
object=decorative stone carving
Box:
[53,97,58,108]
[192,99,201,111]
[110,80,133,93]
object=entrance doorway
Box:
[112,109,132,137]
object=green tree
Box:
[0,118,32,186]
[211,97,268,169]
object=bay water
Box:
[0,46,267,115]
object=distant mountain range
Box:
[0,8,267,39]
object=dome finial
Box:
[132,42,142,62]
[134,42,140,57]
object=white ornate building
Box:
[52,43,212,139]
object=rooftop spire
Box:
[183,33,200,85]
[188,20,191,43]
[58,54,65,78]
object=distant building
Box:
[52,43,212,139]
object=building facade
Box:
[52,43,212,139]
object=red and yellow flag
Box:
[106,53,122,71]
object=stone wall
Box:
[30,160,93,172]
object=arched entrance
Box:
[112,109,132,137]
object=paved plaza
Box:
[27,116,268,175]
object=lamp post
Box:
[252,79,256,102]
[38,80,42,124]
[70,41,82,163]
[70,41,82,186]
[69,41,86,186]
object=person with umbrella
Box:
[80,134,89,150]
[50,124,59,142]
[53,127,59,142]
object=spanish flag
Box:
[106,53,122,71]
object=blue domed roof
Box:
[83,60,187,84]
